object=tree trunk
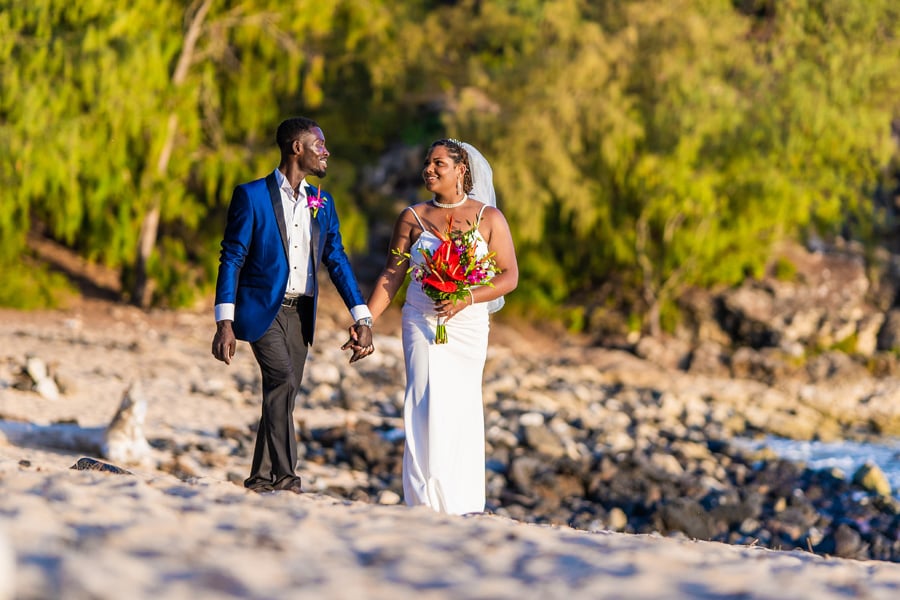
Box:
[132,201,161,307]
[130,0,213,307]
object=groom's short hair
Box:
[276,117,320,153]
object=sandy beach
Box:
[3,295,900,599]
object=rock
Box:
[70,457,132,474]
[656,498,717,541]
[877,309,900,352]
[649,453,684,478]
[508,456,543,492]
[485,425,519,449]
[852,462,892,497]
[832,523,869,560]
[739,518,761,535]
[805,351,869,383]
[719,284,779,348]
[855,313,885,356]
[607,507,628,531]
[713,246,877,365]
[307,360,342,386]
[686,341,730,377]
[346,422,396,475]
[709,493,763,527]
[634,335,691,370]
[377,490,401,505]
[522,424,565,459]
[24,355,60,400]
[518,412,544,427]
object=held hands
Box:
[212,320,237,365]
[341,322,374,364]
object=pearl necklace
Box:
[431,194,468,209]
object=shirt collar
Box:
[274,169,307,199]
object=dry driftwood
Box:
[0,382,152,467]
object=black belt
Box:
[282,296,302,307]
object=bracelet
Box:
[467,288,475,305]
[355,317,373,328]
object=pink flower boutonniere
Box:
[307,184,327,218]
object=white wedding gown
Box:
[401,207,490,515]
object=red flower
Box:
[422,240,467,292]
[422,274,458,293]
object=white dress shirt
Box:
[278,170,315,298]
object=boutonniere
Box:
[307,184,327,218]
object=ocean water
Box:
[734,436,900,496]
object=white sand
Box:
[3,455,900,599]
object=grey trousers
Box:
[244,299,312,488]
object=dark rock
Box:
[70,457,131,475]
[877,308,900,352]
[708,492,763,526]
[656,498,718,540]
[832,523,869,559]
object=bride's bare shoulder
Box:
[476,203,505,223]
[404,201,433,215]
[396,203,429,232]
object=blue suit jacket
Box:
[214,172,365,343]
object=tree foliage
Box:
[427,0,900,332]
[1,0,375,306]
[2,0,898,333]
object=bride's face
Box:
[423,146,462,196]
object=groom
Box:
[211,117,374,494]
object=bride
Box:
[357,138,518,514]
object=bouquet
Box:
[307,184,327,218]
[394,215,500,344]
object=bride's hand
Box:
[341,324,374,363]
[436,296,471,320]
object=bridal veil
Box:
[461,142,505,314]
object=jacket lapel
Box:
[306,184,322,279]
[266,172,289,259]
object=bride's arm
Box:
[367,210,418,322]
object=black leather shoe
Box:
[246,482,274,494]
[272,476,303,494]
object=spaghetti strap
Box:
[406,206,427,230]
[476,204,489,226]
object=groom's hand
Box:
[341,323,374,363]
[212,320,237,365]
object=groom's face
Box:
[298,127,329,178]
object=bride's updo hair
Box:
[430,138,474,194]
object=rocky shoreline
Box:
[290,330,900,562]
[4,288,900,567]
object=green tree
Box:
[430,0,900,334]
[2,0,898,334]
[1,0,382,307]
